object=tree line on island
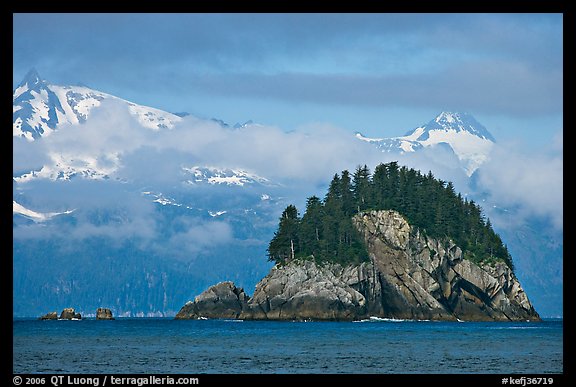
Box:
[268,162,513,270]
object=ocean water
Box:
[13,318,563,374]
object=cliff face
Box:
[350,210,539,321]
[176,210,540,321]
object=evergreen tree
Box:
[386,161,400,209]
[299,196,324,259]
[267,205,300,264]
[340,170,355,217]
[267,161,514,271]
[352,165,371,213]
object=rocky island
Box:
[176,163,540,322]
[40,307,82,320]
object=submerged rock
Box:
[177,210,540,322]
[96,308,115,320]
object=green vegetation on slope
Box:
[267,162,513,270]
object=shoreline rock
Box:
[175,282,249,319]
[59,307,82,320]
[39,311,58,320]
[96,308,115,320]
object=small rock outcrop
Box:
[175,281,249,319]
[176,210,540,322]
[96,308,115,320]
[39,311,58,320]
[59,307,82,320]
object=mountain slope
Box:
[13,69,182,141]
[357,112,495,176]
[12,70,283,317]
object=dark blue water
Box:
[13,318,563,374]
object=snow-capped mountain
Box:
[13,68,182,141]
[356,112,495,176]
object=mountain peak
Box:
[233,120,254,129]
[435,111,465,124]
[426,111,495,142]
[358,111,496,176]
[18,68,45,90]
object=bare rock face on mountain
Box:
[176,210,540,321]
[175,281,249,319]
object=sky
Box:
[13,13,563,148]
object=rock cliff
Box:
[176,281,249,319]
[177,210,540,321]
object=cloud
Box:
[174,60,561,117]
[395,143,471,192]
[42,99,151,155]
[14,14,561,121]
[111,116,388,186]
[14,94,562,263]
[475,133,563,230]
[183,122,386,183]
[13,108,387,259]
[14,14,561,76]
[13,178,158,243]
[156,217,234,260]
[13,136,50,174]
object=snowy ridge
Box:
[13,69,182,141]
[211,118,256,130]
[358,112,495,176]
[182,166,270,187]
[141,191,195,210]
[13,200,74,222]
[14,152,121,182]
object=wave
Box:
[353,316,431,323]
[489,326,542,330]
[194,317,243,322]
